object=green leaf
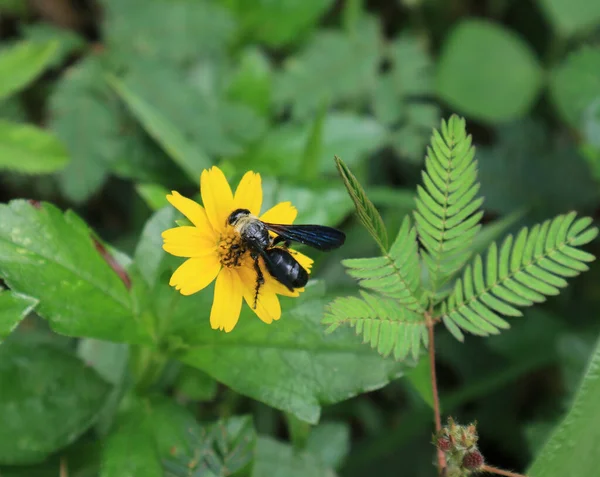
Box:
[414,115,483,292]
[0,40,58,101]
[179,285,405,424]
[238,112,386,176]
[372,35,439,162]
[537,0,600,36]
[260,178,353,226]
[550,46,600,128]
[335,155,388,252]
[149,399,256,476]
[135,183,170,211]
[252,437,336,477]
[436,19,542,122]
[174,366,218,402]
[108,73,209,181]
[222,0,334,47]
[0,200,148,343]
[442,213,597,338]
[49,57,121,202]
[0,119,69,174]
[274,16,382,118]
[21,23,86,68]
[227,47,273,117]
[306,422,350,469]
[0,290,36,344]
[404,355,434,408]
[103,0,236,67]
[301,102,328,181]
[0,340,111,465]
[527,333,600,476]
[478,119,598,219]
[101,404,162,477]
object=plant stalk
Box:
[482,465,527,477]
[426,312,446,474]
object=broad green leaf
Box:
[306,422,350,469]
[111,66,265,176]
[0,200,148,343]
[436,20,542,122]
[108,74,208,181]
[227,47,273,117]
[0,40,58,101]
[102,0,236,67]
[49,57,120,202]
[21,23,86,67]
[335,155,388,253]
[478,119,598,219]
[222,0,334,47]
[135,183,170,211]
[261,178,353,226]
[252,437,336,477]
[151,399,256,476]
[179,284,404,424]
[0,119,69,173]
[550,46,600,127]
[537,0,600,36]
[527,333,600,476]
[372,35,439,162]
[101,405,162,477]
[238,112,386,176]
[274,16,382,118]
[0,290,36,343]
[0,340,111,464]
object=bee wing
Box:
[263,223,346,251]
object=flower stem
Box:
[426,312,446,475]
[482,464,528,477]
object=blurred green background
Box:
[1,0,600,476]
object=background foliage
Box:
[0,0,599,476]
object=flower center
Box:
[218,228,247,268]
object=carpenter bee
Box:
[227,208,345,307]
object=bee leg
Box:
[251,253,264,309]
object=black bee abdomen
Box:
[265,248,308,288]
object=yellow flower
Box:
[161,166,314,332]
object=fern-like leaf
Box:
[342,216,425,313]
[323,291,427,361]
[414,115,483,294]
[335,155,388,252]
[324,216,427,360]
[441,212,598,342]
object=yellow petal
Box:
[169,255,221,296]
[287,248,314,273]
[162,226,216,257]
[166,191,212,232]
[201,166,234,233]
[234,171,262,216]
[260,201,297,225]
[210,268,243,332]
[237,262,282,324]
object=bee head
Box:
[228,208,251,226]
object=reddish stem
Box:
[426,314,446,474]
[482,464,527,477]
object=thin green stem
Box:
[426,311,446,475]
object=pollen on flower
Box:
[217,228,247,268]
